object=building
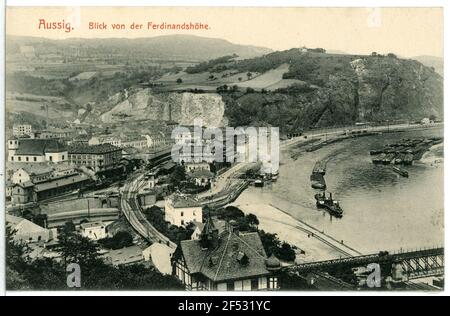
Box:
[39,128,77,140]
[6,214,57,244]
[164,194,203,227]
[105,246,144,266]
[184,162,210,173]
[80,221,107,240]
[172,220,280,291]
[67,144,122,172]
[11,165,54,185]
[88,135,122,147]
[142,243,175,275]
[187,169,215,187]
[191,219,226,240]
[190,221,205,240]
[11,172,91,205]
[13,124,32,137]
[8,138,68,163]
[121,135,148,150]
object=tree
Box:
[56,230,101,267]
[176,78,183,84]
[98,231,134,250]
[246,213,259,228]
[169,165,186,188]
[278,242,296,262]
[247,72,252,80]
[62,221,76,234]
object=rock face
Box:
[223,55,443,132]
[349,57,442,121]
[100,89,226,127]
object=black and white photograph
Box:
[1,2,446,296]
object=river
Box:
[234,127,444,255]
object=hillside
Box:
[187,49,443,132]
[411,55,443,76]
[5,44,443,135]
[6,35,272,61]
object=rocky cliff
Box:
[220,52,443,132]
[99,89,226,127]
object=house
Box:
[164,194,203,227]
[190,221,205,240]
[88,135,122,147]
[105,246,144,266]
[187,169,214,187]
[142,243,175,275]
[6,214,57,244]
[11,172,91,205]
[191,218,226,240]
[11,165,54,184]
[8,138,68,163]
[6,180,14,200]
[13,124,32,137]
[184,162,210,173]
[67,144,122,172]
[172,219,281,291]
[80,221,107,240]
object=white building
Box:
[80,221,107,240]
[164,194,202,227]
[6,214,57,244]
[8,138,68,163]
[88,135,122,147]
[13,124,32,137]
[142,243,175,275]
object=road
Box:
[121,173,176,249]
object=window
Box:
[26,157,29,161]
[181,211,184,217]
[269,277,278,289]
[18,157,21,161]
[11,157,14,161]
[49,156,53,162]
[62,155,65,160]
[33,157,37,162]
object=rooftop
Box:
[15,139,67,155]
[179,231,269,282]
[33,173,90,192]
[106,246,144,266]
[68,143,121,154]
[169,194,201,208]
[80,221,106,230]
[187,169,215,179]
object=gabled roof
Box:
[6,214,48,235]
[106,246,143,266]
[187,169,214,179]
[169,194,201,208]
[15,139,67,155]
[33,173,90,192]
[15,165,53,176]
[179,231,269,282]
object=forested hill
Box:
[199,49,443,131]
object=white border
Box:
[0,0,448,297]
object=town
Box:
[4,13,444,291]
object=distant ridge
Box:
[6,34,273,61]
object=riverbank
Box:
[232,125,444,258]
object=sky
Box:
[6,7,444,57]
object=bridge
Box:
[289,247,444,281]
